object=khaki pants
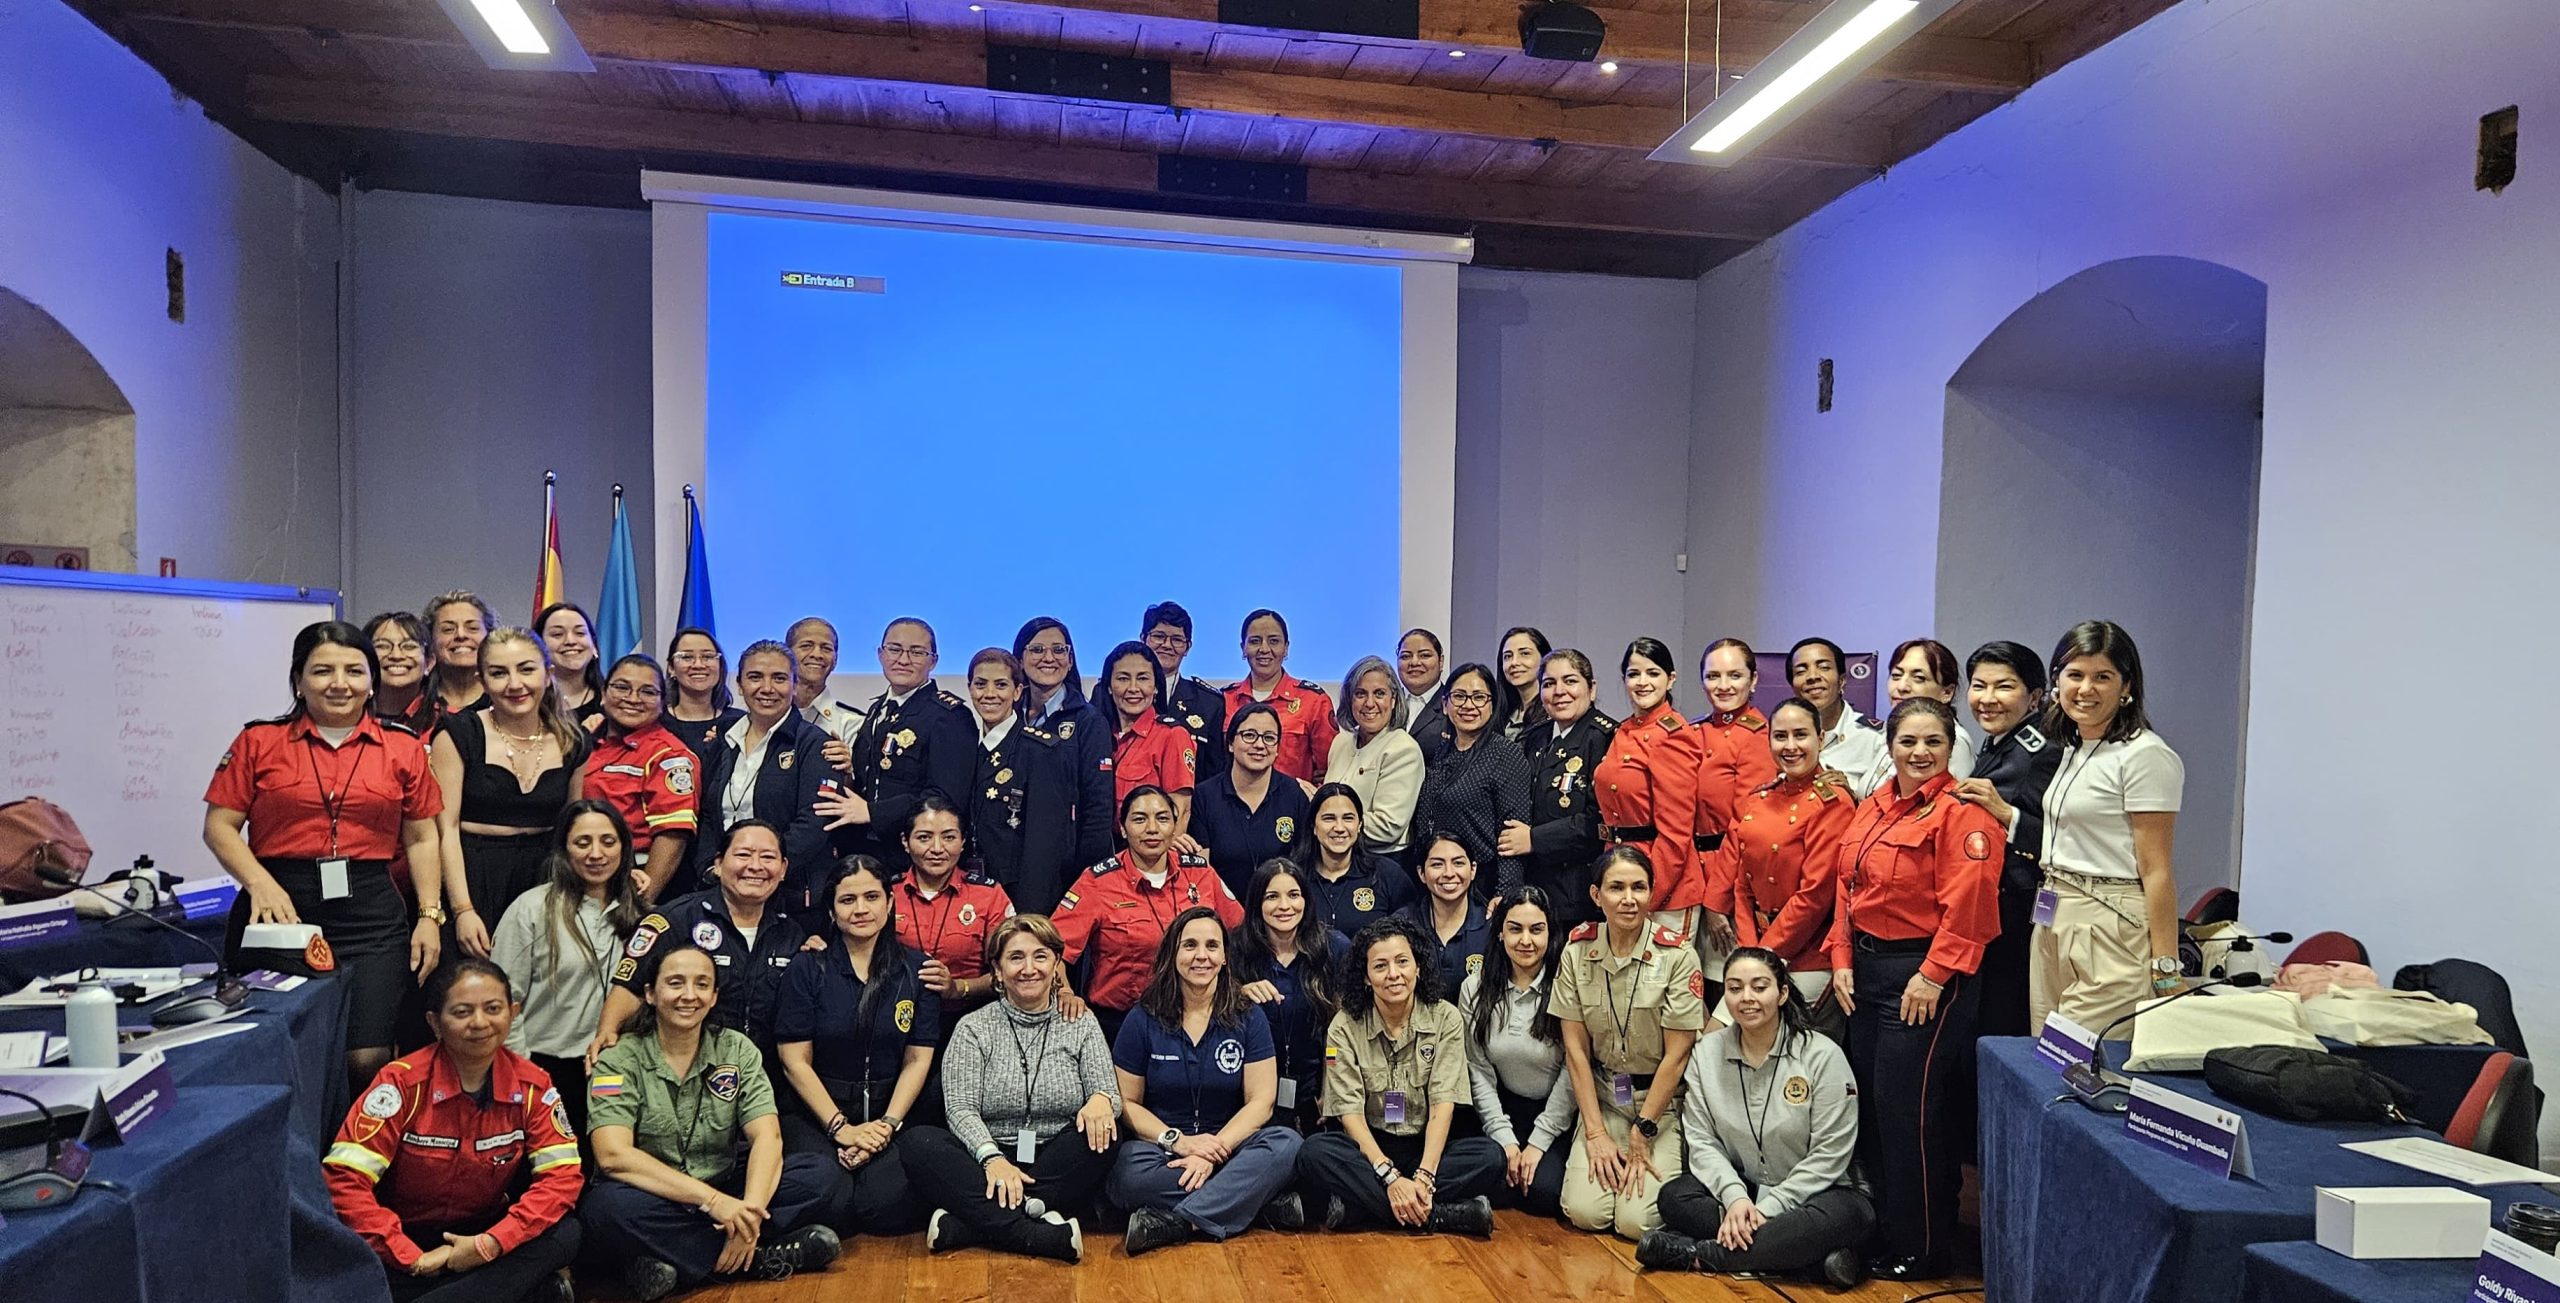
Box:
[1560,1090,1685,1241]
[2029,874,2151,1036]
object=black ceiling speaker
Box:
[1519,2,1605,62]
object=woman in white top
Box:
[1458,887,1575,1216]
[1323,656,1426,863]
[491,797,642,1137]
[2029,621,2186,1033]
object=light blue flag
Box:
[595,486,643,659]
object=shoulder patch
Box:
[1656,713,1682,733]
[1965,829,1993,861]
[361,1083,404,1119]
[2016,724,2047,753]
[1567,921,1599,943]
[1654,925,1685,948]
[1739,712,1766,732]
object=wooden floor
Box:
[628,1211,1986,1303]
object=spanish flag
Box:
[531,470,564,624]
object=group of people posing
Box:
[209,595,2185,1300]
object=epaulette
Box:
[1092,854,1125,876]
[1652,925,1686,948]
[1157,710,1190,728]
[1738,711,1766,732]
[2016,724,2047,753]
[1656,712,1683,733]
[247,713,296,729]
[1297,678,1329,696]
[377,718,420,738]
[1855,713,1882,731]
[1020,723,1056,744]
[1590,712,1620,735]
[1811,777,1845,803]
[962,869,998,887]
[1567,921,1599,943]
[1177,850,1211,869]
[1184,675,1218,693]
[937,689,966,709]
[832,700,865,717]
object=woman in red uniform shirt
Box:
[1052,785,1243,1046]
[1691,638,1779,859]
[1707,697,1852,1040]
[1824,697,2001,1281]
[1099,640,1198,830]
[581,654,699,901]
[892,794,1016,1011]
[325,956,584,1303]
[1221,610,1337,785]
[1591,637,1705,940]
[205,620,447,1084]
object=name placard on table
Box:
[2036,1012,2100,1072]
[2473,1231,2560,1303]
[2124,1077,2255,1178]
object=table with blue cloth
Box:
[1978,1036,2494,1303]
[0,911,234,990]
[2240,1231,2542,1303]
[0,971,391,1303]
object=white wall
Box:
[343,190,655,627]
[1937,385,2258,893]
[1454,267,1696,715]
[1686,0,2560,1145]
[0,1,339,590]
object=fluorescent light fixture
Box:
[468,0,549,54]
[1651,0,1956,166]
[433,0,594,71]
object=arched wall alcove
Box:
[0,288,137,571]
[1936,255,2267,895]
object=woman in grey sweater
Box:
[902,914,1120,1263]
[1458,887,1576,1216]
[1636,947,1874,1287]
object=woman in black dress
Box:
[431,627,591,957]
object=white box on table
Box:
[2313,1185,2490,1259]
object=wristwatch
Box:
[418,904,449,926]
[1633,1117,1660,1141]
[1157,1127,1182,1152]
[1373,1160,1399,1184]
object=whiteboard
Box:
[0,567,339,883]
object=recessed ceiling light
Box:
[1448,49,1467,58]
[1599,60,1619,73]
[1654,0,1948,165]
[432,0,591,70]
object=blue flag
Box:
[595,487,643,659]
[676,486,716,638]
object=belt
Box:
[1692,832,1727,853]
[1603,824,1659,843]
[1850,932,1932,956]
[2044,866,2142,892]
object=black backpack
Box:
[2203,1045,2415,1124]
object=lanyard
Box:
[1600,952,1643,1064]
[1735,1046,1782,1164]
[1371,1019,1418,1096]
[1844,788,1932,896]
[907,882,961,962]
[1007,1016,1054,1142]
[2043,740,2105,863]
[303,733,367,858]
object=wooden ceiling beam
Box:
[104,0,1898,165]
[240,76,1781,240]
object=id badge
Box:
[1275,1076,1298,1110]
[1381,1090,1406,1125]
[2032,887,2059,928]
[318,858,350,901]
[1612,1072,1636,1107]
[1014,1130,1038,1164]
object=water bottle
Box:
[66,983,119,1068]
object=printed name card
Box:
[2473,1231,2560,1303]
[2036,1012,2100,1073]
[2124,1078,2254,1178]
[0,899,74,950]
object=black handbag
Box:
[2203,1045,2416,1123]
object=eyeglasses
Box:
[1023,643,1071,658]
[1144,632,1190,651]
[1446,691,1495,707]
[605,683,663,700]
[880,644,933,663]
[373,640,423,655]
[670,652,721,666]
[1233,730,1282,747]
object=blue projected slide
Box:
[703,210,1405,685]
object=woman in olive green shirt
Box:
[582,944,841,1300]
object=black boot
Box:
[1820,1246,1868,1289]
[1634,1228,1703,1271]
[1427,1194,1494,1238]
[1124,1208,1197,1257]
[1258,1191,1307,1231]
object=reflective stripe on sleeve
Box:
[325,1141,390,1181]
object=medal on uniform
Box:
[1276,1076,1298,1109]
[1382,1089,1407,1125]
[1566,755,1584,774]
[1613,1072,1635,1107]
[994,767,1012,784]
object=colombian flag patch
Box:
[589,1075,626,1098]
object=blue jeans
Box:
[1106,1126,1303,1239]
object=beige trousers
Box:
[2029,873,2152,1036]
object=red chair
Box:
[2283,931,2369,967]
[2444,1051,2540,1168]
[2184,886,2239,926]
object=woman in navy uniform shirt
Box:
[1291,784,1419,937]
[959,648,1095,915]
[1107,907,1304,1254]
[661,628,741,765]
[1949,641,2063,1039]
[1232,858,1347,1131]
[1399,832,1492,995]
[1011,618,1115,843]
[1183,703,1313,894]
[1503,649,1616,929]
[686,641,832,914]
[774,856,938,1239]
[1143,601,1229,779]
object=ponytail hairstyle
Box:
[476,627,585,757]
[1469,888,1562,1051]
[1722,945,1815,1040]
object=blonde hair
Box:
[984,913,1065,972]
[478,627,585,757]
